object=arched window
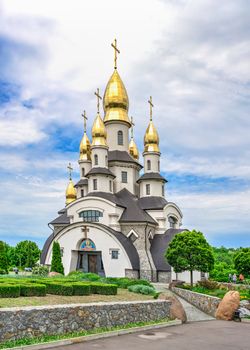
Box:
[147,160,151,170]
[105,155,108,166]
[169,216,177,228]
[146,184,150,195]
[118,130,123,145]
[82,168,85,177]
[158,160,160,172]
[109,180,112,192]
[79,210,103,222]
[94,154,98,165]
[93,179,97,190]
[162,184,164,197]
[81,189,84,197]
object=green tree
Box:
[0,241,9,274]
[165,230,214,286]
[234,248,250,276]
[15,241,40,268]
[50,242,64,275]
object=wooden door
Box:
[88,255,97,273]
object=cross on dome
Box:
[148,96,154,121]
[94,88,102,114]
[131,116,135,138]
[67,162,73,180]
[111,38,120,70]
[81,110,88,132]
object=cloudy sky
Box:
[0,0,249,249]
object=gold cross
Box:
[148,96,154,121]
[111,38,120,70]
[67,162,73,179]
[130,116,135,138]
[94,88,102,113]
[82,226,89,239]
[81,110,87,132]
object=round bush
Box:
[0,284,20,298]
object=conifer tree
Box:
[0,241,9,274]
[50,242,64,275]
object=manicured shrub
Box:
[82,273,101,281]
[197,279,219,290]
[71,283,91,295]
[50,242,64,275]
[32,265,49,277]
[104,277,152,289]
[128,284,156,296]
[67,271,86,279]
[0,284,20,298]
[20,284,46,297]
[90,283,117,295]
[46,283,73,296]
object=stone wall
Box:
[172,287,220,317]
[0,300,171,342]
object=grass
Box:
[0,288,154,308]
[0,318,171,349]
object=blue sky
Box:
[0,0,249,249]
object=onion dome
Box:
[66,179,77,205]
[91,113,107,147]
[129,138,139,160]
[144,121,160,153]
[79,132,91,160]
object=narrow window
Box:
[94,154,98,166]
[147,160,151,170]
[81,189,84,197]
[121,171,127,183]
[146,184,150,195]
[162,185,164,197]
[118,130,123,145]
[105,155,108,166]
[82,168,85,177]
[109,180,112,192]
[158,160,160,172]
[93,179,97,190]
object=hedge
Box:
[104,277,152,289]
[45,283,73,296]
[90,283,117,295]
[128,284,156,296]
[71,283,91,296]
[20,284,46,297]
[0,284,20,298]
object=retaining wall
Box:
[0,300,171,342]
[172,287,220,317]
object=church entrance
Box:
[88,254,97,273]
[77,251,104,275]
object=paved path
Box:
[152,283,214,322]
[47,321,250,350]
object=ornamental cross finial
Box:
[94,88,102,114]
[148,96,154,121]
[81,110,87,132]
[111,38,120,70]
[67,162,73,180]
[131,116,135,138]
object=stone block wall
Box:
[172,287,220,317]
[0,300,171,342]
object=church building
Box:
[41,40,189,283]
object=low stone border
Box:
[6,320,181,350]
[172,287,220,317]
[0,300,171,343]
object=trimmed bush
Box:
[0,284,20,298]
[71,283,91,296]
[128,284,156,296]
[46,283,73,296]
[104,277,152,289]
[20,284,46,297]
[82,273,101,281]
[90,283,117,295]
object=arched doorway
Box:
[77,238,104,275]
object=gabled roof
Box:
[108,150,143,169]
[85,167,116,178]
[150,228,186,271]
[49,211,70,225]
[137,172,167,183]
[86,191,125,207]
[138,196,168,210]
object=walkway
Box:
[152,283,214,322]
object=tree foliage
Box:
[209,246,237,282]
[234,248,250,276]
[51,242,64,275]
[0,241,9,274]
[15,241,40,267]
[165,230,214,285]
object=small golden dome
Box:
[129,138,139,160]
[91,113,107,147]
[66,179,77,205]
[144,121,160,153]
[103,70,131,125]
[79,132,91,160]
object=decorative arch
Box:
[117,130,123,145]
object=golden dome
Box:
[144,121,160,153]
[79,132,91,161]
[129,138,139,160]
[66,179,77,205]
[103,70,131,126]
[91,113,107,147]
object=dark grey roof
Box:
[138,196,168,210]
[137,172,167,183]
[86,192,125,207]
[150,228,186,271]
[58,208,66,215]
[41,223,139,270]
[49,212,70,225]
[108,150,143,169]
[75,179,88,187]
[85,167,116,178]
[116,188,157,224]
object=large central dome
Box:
[103,69,131,126]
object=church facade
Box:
[41,40,196,283]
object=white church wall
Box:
[145,210,166,233]
[143,153,160,173]
[79,160,91,178]
[88,175,113,193]
[139,180,163,198]
[45,224,132,276]
[91,148,108,168]
[164,204,183,229]
[105,123,129,151]
[110,164,137,194]
[172,268,206,284]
